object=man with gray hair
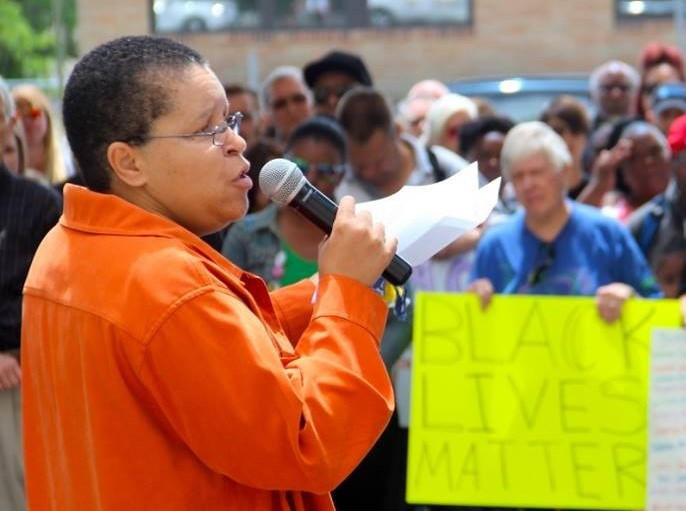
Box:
[468,121,660,321]
[0,76,61,510]
[260,65,313,142]
[589,59,640,130]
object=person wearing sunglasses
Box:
[334,86,476,511]
[588,60,640,131]
[469,121,661,324]
[303,50,373,117]
[21,36,397,511]
[222,115,347,289]
[260,66,313,143]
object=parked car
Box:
[153,0,239,33]
[367,0,470,27]
[448,74,593,122]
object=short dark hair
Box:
[62,35,207,192]
[336,87,394,144]
[286,116,347,163]
[539,95,590,136]
[224,83,258,103]
[459,115,515,157]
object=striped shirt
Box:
[0,163,62,351]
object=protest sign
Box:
[408,293,680,509]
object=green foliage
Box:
[22,0,77,54]
[0,0,76,78]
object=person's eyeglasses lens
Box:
[314,84,353,105]
[643,83,658,96]
[289,156,344,177]
[272,94,307,111]
[601,84,630,94]
[212,112,243,146]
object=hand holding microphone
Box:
[259,158,412,286]
[318,196,398,287]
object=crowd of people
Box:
[2,35,686,511]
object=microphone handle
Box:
[289,185,413,286]
[290,186,337,235]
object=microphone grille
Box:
[258,158,305,206]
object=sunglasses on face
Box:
[313,84,354,105]
[643,83,660,96]
[271,93,307,111]
[600,83,631,94]
[287,154,346,178]
[527,242,556,286]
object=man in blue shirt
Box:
[469,121,661,323]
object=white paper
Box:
[355,162,500,266]
[647,328,686,511]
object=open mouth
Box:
[237,164,250,179]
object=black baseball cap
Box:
[303,50,373,89]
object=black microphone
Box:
[258,158,412,286]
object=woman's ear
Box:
[107,141,147,187]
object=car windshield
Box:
[447,75,593,123]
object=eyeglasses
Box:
[527,242,556,286]
[643,83,660,96]
[286,154,346,180]
[600,83,631,94]
[271,93,307,111]
[313,84,354,105]
[132,112,243,146]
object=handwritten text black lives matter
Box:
[408,294,677,508]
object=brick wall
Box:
[75,0,679,99]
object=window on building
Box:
[616,0,675,20]
[152,0,260,33]
[151,0,472,34]
[272,0,347,29]
[366,0,471,28]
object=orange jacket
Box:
[22,185,394,511]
